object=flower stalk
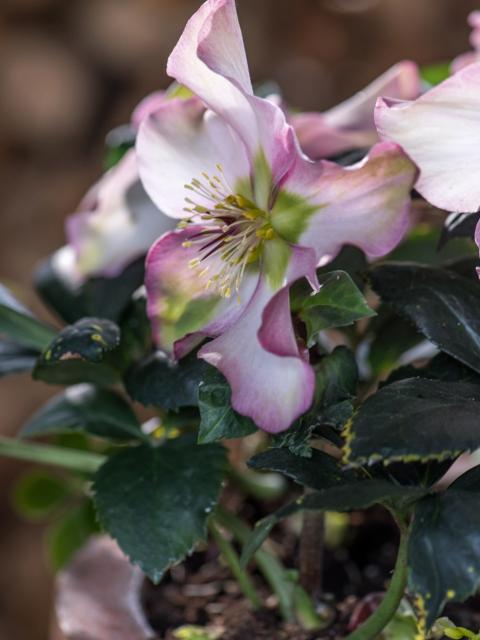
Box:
[209,519,261,610]
[0,436,105,474]
[344,522,410,640]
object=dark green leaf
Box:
[344,378,480,467]
[369,263,480,374]
[248,448,354,491]
[22,385,144,442]
[33,318,121,385]
[12,470,69,520]
[0,283,57,351]
[0,341,37,377]
[409,466,480,627]
[271,420,315,457]
[388,224,476,265]
[313,346,358,408]
[242,479,426,566]
[93,440,226,582]
[439,212,480,249]
[47,501,99,570]
[125,350,210,411]
[368,309,423,376]
[198,369,257,443]
[33,359,121,386]
[295,271,375,345]
[39,318,120,363]
[35,255,145,324]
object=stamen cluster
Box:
[180,164,273,299]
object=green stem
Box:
[0,436,105,474]
[345,524,409,640]
[216,507,295,623]
[209,519,261,610]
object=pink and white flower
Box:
[291,62,421,160]
[53,94,176,287]
[375,61,480,214]
[137,0,417,433]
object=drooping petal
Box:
[198,246,317,433]
[292,61,421,159]
[375,62,480,213]
[272,142,416,262]
[65,150,175,280]
[166,0,295,196]
[137,97,251,218]
[145,226,259,353]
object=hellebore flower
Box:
[53,95,176,287]
[291,62,421,160]
[375,61,480,213]
[137,0,417,433]
[451,11,480,73]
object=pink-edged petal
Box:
[273,142,416,262]
[167,0,295,194]
[145,225,258,353]
[131,91,166,128]
[292,61,420,160]
[291,113,374,160]
[66,150,174,279]
[451,51,478,74]
[137,97,250,218]
[198,246,317,433]
[375,62,480,213]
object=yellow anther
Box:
[188,258,200,268]
[182,241,192,248]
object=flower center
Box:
[180,164,273,299]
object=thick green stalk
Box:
[345,525,409,640]
[215,507,295,622]
[209,519,261,610]
[0,436,105,473]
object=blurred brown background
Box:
[0,1,476,638]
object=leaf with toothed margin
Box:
[343,378,480,468]
[409,465,480,629]
[0,283,57,351]
[241,479,426,567]
[369,263,480,375]
[92,440,227,582]
[293,270,375,347]
[248,448,355,491]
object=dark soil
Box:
[142,505,399,639]
[141,497,480,639]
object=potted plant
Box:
[3,2,480,639]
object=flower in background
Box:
[137,0,417,432]
[375,61,480,214]
[53,94,176,288]
[451,11,480,73]
[291,61,421,160]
